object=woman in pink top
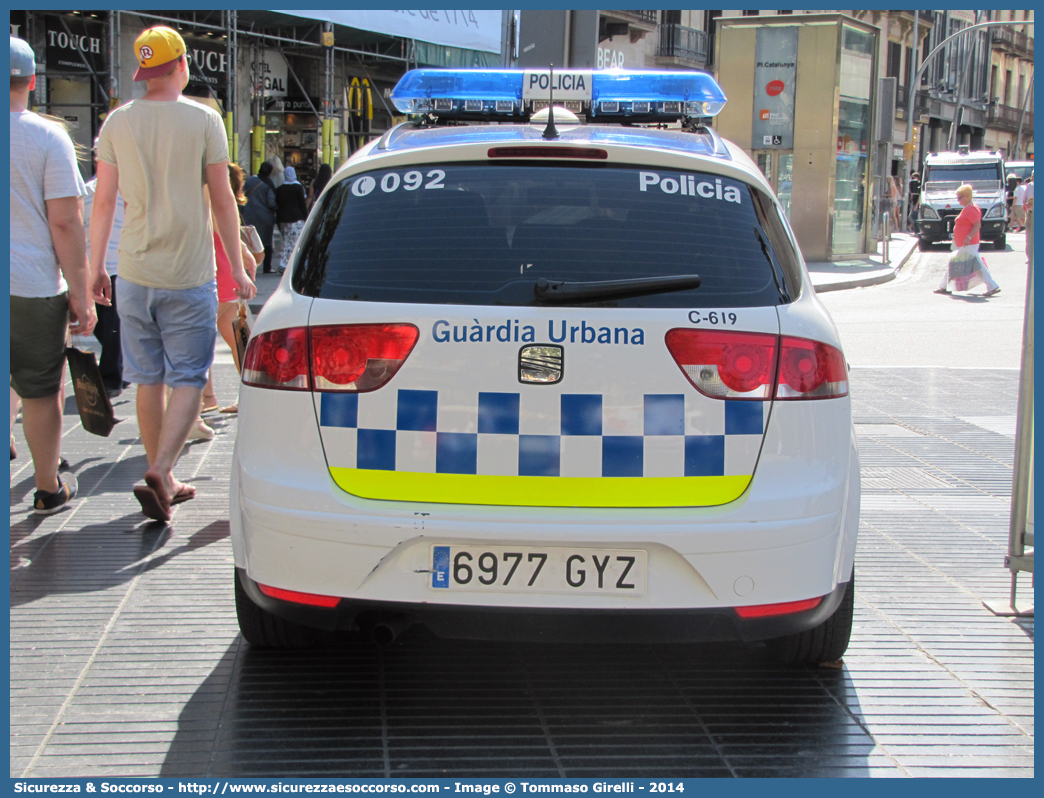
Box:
[198,164,262,423]
[935,184,1001,297]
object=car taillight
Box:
[665,329,778,399]
[242,327,310,390]
[734,596,822,618]
[257,582,341,608]
[776,336,848,400]
[665,330,848,401]
[241,324,419,393]
[311,324,419,392]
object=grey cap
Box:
[11,36,36,77]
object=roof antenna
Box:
[542,64,559,140]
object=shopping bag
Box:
[946,246,985,292]
[65,347,119,437]
[231,300,254,372]
[240,225,264,257]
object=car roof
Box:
[336,121,771,198]
[379,122,731,160]
[924,152,1004,165]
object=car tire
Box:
[917,237,932,251]
[993,235,1006,250]
[766,575,854,664]
[235,571,323,649]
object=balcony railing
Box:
[617,10,658,25]
[988,102,1034,133]
[657,24,709,65]
[890,10,935,25]
[992,27,1034,57]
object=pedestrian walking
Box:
[1006,172,1019,219]
[890,175,902,232]
[308,163,333,211]
[1024,173,1033,267]
[88,25,256,522]
[83,175,127,398]
[275,165,308,274]
[1011,177,1027,232]
[242,161,278,273]
[10,35,96,513]
[907,171,921,229]
[201,161,263,417]
[935,184,1001,297]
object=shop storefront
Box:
[11,9,503,182]
[713,14,880,261]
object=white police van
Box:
[231,69,860,663]
[917,149,1008,250]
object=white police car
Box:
[231,69,859,663]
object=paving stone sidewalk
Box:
[10,365,1033,778]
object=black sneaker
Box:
[33,474,78,515]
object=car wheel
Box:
[993,235,1006,250]
[234,571,323,649]
[917,237,932,251]
[766,575,854,664]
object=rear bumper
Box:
[237,567,850,643]
[919,218,1007,241]
[231,387,860,620]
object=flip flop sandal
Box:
[133,485,171,522]
[171,486,196,506]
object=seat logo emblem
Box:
[519,345,563,384]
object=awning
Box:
[273,10,502,54]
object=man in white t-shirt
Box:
[1011,178,1027,232]
[10,36,96,514]
[89,26,256,521]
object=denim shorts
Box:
[117,279,218,390]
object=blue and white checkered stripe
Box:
[319,389,766,478]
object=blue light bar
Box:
[591,71,727,117]
[389,69,727,120]
[390,70,524,114]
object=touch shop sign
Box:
[751,26,797,150]
[45,15,105,73]
[183,35,229,90]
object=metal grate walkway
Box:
[10,367,1033,777]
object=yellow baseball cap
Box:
[132,26,186,82]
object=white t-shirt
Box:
[9,110,87,298]
[83,178,124,277]
[1023,182,1033,209]
[96,96,229,289]
[1014,183,1027,207]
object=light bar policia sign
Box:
[389,69,728,121]
[319,389,765,507]
[522,70,592,101]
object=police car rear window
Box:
[293,165,796,308]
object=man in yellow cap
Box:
[89,26,256,521]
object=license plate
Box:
[430,545,647,595]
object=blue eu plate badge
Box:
[432,546,450,589]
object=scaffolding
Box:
[23,9,420,175]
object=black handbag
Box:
[65,347,119,437]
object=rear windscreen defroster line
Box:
[293,164,797,308]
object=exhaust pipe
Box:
[370,613,414,645]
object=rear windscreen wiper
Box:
[534,274,701,303]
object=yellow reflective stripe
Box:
[329,468,751,508]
